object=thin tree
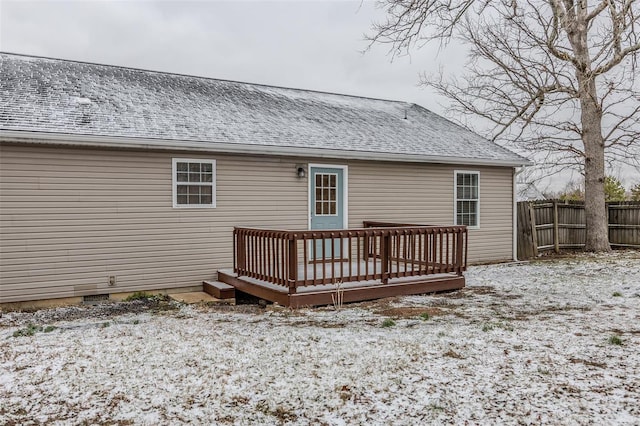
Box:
[631,182,640,200]
[604,176,627,201]
[368,0,640,251]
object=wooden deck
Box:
[218,222,468,307]
[218,267,464,308]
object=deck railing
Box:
[233,222,468,294]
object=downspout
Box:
[513,167,523,261]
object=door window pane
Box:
[314,173,338,216]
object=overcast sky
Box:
[1,1,637,190]
[1,0,460,113]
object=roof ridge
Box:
[0,51,412,106]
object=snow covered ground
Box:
[1,251,639,425]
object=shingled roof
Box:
[0,53,529,166]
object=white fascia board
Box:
[0,130,534,167]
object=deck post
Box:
[381,232,390,284]
[235,229,246,273]
[288,235,298,294]
[455,229,464,275]
[363,234,370,262]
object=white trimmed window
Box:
[455,171,479,227]
[172,158,216,208]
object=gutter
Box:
[0,130,533,168]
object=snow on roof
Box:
[0,52,529,166]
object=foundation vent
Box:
[83,294,109,305]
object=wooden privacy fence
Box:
[233,222,468,293]
[517,200,640,259]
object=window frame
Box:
[454,170,480,229]
[172,158,216,209]
[314,172,339,217]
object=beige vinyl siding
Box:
[1,143,514,303]
[348,162,514,263]
[0,144,308,303]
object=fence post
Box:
[553,200,560,253]
[288,236,298,294]
[606,202,611,243]
[529,202,539,257]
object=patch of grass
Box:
[124,291,153,301]
[336,384,353,402]
[254,399,297,422]
[272,406,298,422]
[482,321,513,332]
[612,291,622,297]
[428,403,445,412]
[419,312,430,321]
[443,349,464,359]
[12,323,59,337]
[381,318,396,328]
[537,366,550,375]
[608,335,623,346]
[101,322,110,328]
[12,323,42,337]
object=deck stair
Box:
[203,280,235,299]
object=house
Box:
[0,53,531,307]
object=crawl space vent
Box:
[83,294,109,304]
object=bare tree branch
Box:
[367,0,640,251]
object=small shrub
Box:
[43,325,57,333]
[331,282,344,311]
[608,335,623,346]
[419,312,430,321]
[12,323,41,338]
[612,292,622,297]
[381,318,396,328]
[132,319,140,325]
[101,322,110,328]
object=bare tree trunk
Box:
[580,75,611,252]
[570,3,611,252]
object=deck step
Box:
[203,280,235,299]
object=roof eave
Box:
[0,130,534,167]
